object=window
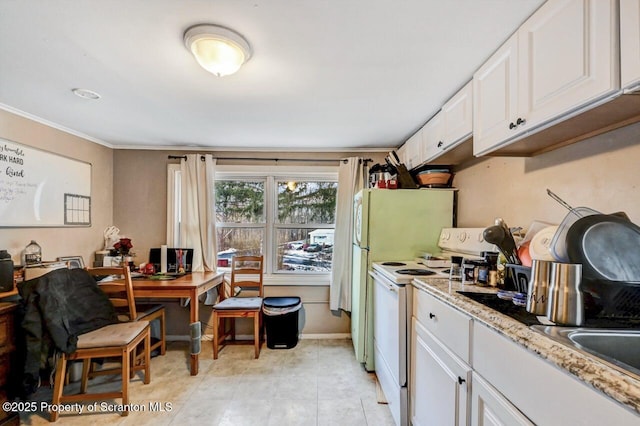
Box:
[273,180,336,273]
[215,179,265,263]
[168,165,338,278]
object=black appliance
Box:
[148,248,193,273]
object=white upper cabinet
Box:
[403,127,424,169]
[473,35,519,155]
[621,0,640,91]
[518,0,618,127]
[421,110,444,162]
[442,81,473,150]
[421,81,474,165]
[396,141,408,166]
[473,0,619,156]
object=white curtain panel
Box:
[179,154,217,272]
[330,157,365,312]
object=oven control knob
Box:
[477,233,485,243]
[441,231,450,241]
[458,232,467,242]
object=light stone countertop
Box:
[412,277,640,416]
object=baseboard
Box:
[167,333,351,342]
[300,333,351,339]
[167,334,192,342]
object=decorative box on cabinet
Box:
[0,303,19,426]
[473,0,636,157]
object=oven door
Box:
[371,269,407,386]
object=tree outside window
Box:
[215,178,337,273]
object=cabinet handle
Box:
[437,141,443,148]
[429,312,436,319]
[458,376,466,385]
[509,122,516,130]
[516,117,526,126]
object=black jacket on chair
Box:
[16,268,118,397]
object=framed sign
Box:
[0,138,92,227]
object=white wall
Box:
[112,149,388,338]
[0,109,113,266]
[453,122,640,230]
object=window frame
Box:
[168,164,338,284]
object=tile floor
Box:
[20,339,395,425]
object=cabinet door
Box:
[473,34,519,156]
[422,111,444,162]
[621,0,640,91]
[518,0,618,127]
[396,142,408,167]
[471,373,533,426]
[442,81,473,150]
[404,128,423,170]
[411,318,471,426]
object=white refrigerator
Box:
[351,188,455,371]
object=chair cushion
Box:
[213,297,263,310]
[115,303,164,322]
[77,321,149,348]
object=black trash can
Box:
[263,297,302,349]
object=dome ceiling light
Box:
[72,88,101,100]
[183,24,252,77]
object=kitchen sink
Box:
[530,325,640,380]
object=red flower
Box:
[114,238,133,255]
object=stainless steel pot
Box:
[526,260,552,315]
[546,262,585,326]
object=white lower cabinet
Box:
[411,289,472,425]
[411,288,640,426]
[410,317,471,426]
[471,373,533,426]
[473,322,640,425]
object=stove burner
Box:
[395,269,436,276]
[382,262,406,266]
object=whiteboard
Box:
[0,138,91,227]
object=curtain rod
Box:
[168,155,372,164]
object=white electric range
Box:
[373,227,499,283]
[369,228,497,426]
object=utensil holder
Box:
[505,264,531,293]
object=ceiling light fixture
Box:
[183,24,252,77]
[72,88,101,100]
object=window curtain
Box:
[330,157,366,312]
[179,154,217,272]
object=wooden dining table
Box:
[131,270,225,376]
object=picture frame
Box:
[57,256,85,269]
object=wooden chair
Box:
[87,267,166,358]
[212,255,264,359]
[50,268,151,422]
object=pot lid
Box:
[566,214,640,282]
